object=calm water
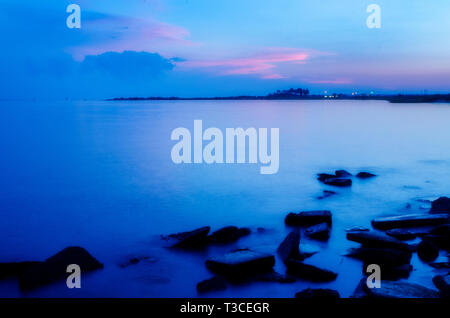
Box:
[0,99,449,297]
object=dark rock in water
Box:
[363,280,440,298]
[286,259,337,282]
[417,240,439,262]
[196,276,227,293]
[317,190,337,200]
[386,229,416,241]
[163,226,210,248]
[119,256,157,268]
[351,279,369,298]
[335,170,352,177]
[0,261,41,280]
[346,226,370,232]
[317,173,337,182]
[276,229,314,262]
[371,213,449,230]
[430,196,450,214]
[429,262,450,269]
[208,226,251,244]
[346,232,412,251]
[18,247,103,290]
[345,247,412,266]
[363,263,412,280]
[206,249,275,277]
[356,172,376,179]
[285,210,332,226]
[430,224,450,236]
[295,288,340,299]
[255,271,296,283]
[305,222,330,240]
[323,178,352,187]
[432,275,450,297]
[421,234,450,250]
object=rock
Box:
[432,275,450,296]
[429,262,450,269]
[346,226,370,232]
[162,226,210,248]
[286,259,338,282]
[276,229,314,262]
[356,172,376,179]
[18,247,103,290]
[421,234,450,250]
[417,240,439,262]
[295,288,340,299]
[285,210,332,226]
[430,196,450,214]
[0,261,41,280]
[317,190,337,200]
[345,247,412,266]
[305,222,330,240]
[335,170,352,177]
[323,178,352,187]
[119,256,157,268]
[386,229,416,241]
[208,226,250,244]
[196,276,227,293]
[317,173,337,182]
[205,249,275,277]
[255,271,296,283]
[430,224,450,236]
[371,213,449,230]
[363,280,440,298]
[346,232,412,251]
[363,263,412,280]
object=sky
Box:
[0,0,449,99]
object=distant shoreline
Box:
[108,94,450,103]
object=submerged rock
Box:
[432,275,450,297]
[362,280,440,298]
[356,172,376,179]
[162,226,210,248]
[417,240,439,262]
[317,173,337,182]
[386,229,416,241]
[323,178,352,187]
[18,247,103,290]
[295,288,340,299]
[208,226,250,244]
[317,190,337,200]
[286,259,338,282]
[276,229,314,262]
[429,262,450,269]
[119,256,157,268]
[0,261,41,280]
[196,276,227,293]
[430,196,450,214]
[371,213,449,230]
[285,210,332,226]
[335,170,352,177]
[345,247,412,266]
[305,222,330,240]
[206,249,275,277]
[346,226,370,232]
[346,231,412,251]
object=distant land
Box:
[109,88,450,103]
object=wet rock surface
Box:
[162,226,211,248]
[345,247,412,267]
[208,226,251,244]
[285,210,332,226]
[286,259,338,282]
[305,222,330,240]
[362,280,440,298]
[196,276,227,293]
[371,213,449,230]
[386,229,416,240]
[346,231,412,251]
[277,229,314,262]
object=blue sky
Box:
[1,0,449,99]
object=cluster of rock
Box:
[317,169,376,188]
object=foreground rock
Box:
[206,249,275,277]
[345,247,412,266]
[362,280,440,298]
[346,231,412,251]
[371,213,449,230]
[386,229,416,240]
[295,288,340,299]
[197,276,227,293]
[305,223,330,240]
[0,261,41,280]
[277,229,314,262]
[285,210,332,226]
[286,259,337,282]
[18,247,103,290]
[208,226,250,244]
[417,240,439,262]
[162,226,210,248]
[356,172,376,179]
[430,196,450,214]
[432,275,450,297]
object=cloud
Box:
[306,78,353,85]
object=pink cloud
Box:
[177,48,314,79]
